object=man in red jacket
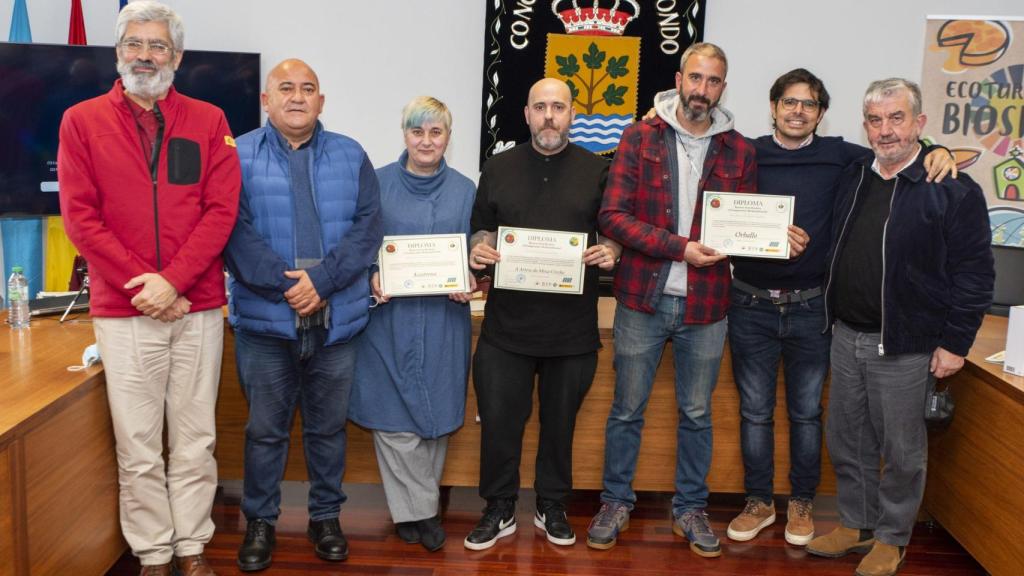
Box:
[57,2,239,575]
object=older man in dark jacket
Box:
[808,78,994,576]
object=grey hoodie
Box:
[652,88,736,296]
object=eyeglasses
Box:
[779,97,820,112]
[119,39,173,57]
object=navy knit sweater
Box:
[732,135,869,290]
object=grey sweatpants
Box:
[373,431,449,523]
[826,321,930,546]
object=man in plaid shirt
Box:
[587,42,763,558]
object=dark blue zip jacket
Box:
[824,152,994,357]
[225,121,382,345]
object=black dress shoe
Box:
[308,518,349,561]
[396,521,420,544]
[238,518,275,571]
[416,516,446,552]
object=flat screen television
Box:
[0,42,261,216]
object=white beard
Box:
[117,59,175,100]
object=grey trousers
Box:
[827,321,930,546]
[372,431,449,523]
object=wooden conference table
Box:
[1,306,1021,575]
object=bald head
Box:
[262,58,324,148]
[528,77,572,106]
[524,77,575,155]
[265,58,319,92]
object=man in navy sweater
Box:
[722,69,956,547]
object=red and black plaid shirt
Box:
[599,116,757,323]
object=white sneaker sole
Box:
[533,514,576,546]
[785,526,814,546]
[463,521,517,550]
[726,513,776,542]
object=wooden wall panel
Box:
[216,315,837,494]
[924,367,1024,576]
[23,386,123,575]
[0,443,16,576]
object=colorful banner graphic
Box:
[922,17,1024,246]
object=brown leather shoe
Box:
[806,525,874,558]
[175,554,217,576]
[856,542,906,576]
[138,563,172,576]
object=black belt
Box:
[733,278,822,305]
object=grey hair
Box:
[679,42,728,77]
[116,0,185,53]
[863,78,922,116]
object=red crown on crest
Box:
[552,0,640,36]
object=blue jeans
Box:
[727,286,829,501]
[601,296,727,517]
[235,327,355,523]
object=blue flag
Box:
[2,219,44,301]
[120,0,128,10]
[8,0,31,42]
[4,1,41,302]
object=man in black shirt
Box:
[462,78,620,550]
[809,78,994,576]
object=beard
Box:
[872,136,919,167]
[680,93,714,123]
[117,58,175,100]
[532,122,568,152]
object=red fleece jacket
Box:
[58,80,240,317]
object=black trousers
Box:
[473,338,597,504]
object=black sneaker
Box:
[463,498,517,550]
[307,518,348,561]
[416,516,447,552]
[534,499,576,546]
[237,518,275,571]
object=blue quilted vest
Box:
[229,122,370,345]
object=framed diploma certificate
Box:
[493,226,587,294]
[700,191,795,259]
[378,234,470,296]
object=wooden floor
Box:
[107,481,984,575]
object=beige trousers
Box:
[93,308,222,565]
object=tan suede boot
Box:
[856,542,906,576]
[805,525,874,558]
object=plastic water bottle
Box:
[7,266,30,329]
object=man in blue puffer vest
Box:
[224,59,382,571]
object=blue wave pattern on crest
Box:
[570,114,634,152]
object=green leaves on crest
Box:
[602,84,627,106]
[566,79,580,101]
[607,55,629,78]
[582,42,605,70]
[556,54,579,77]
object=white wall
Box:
[2,0,1021,176]
[706,0,1021,145]
[0,0,487,177]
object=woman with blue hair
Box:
[350,96,476,552]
